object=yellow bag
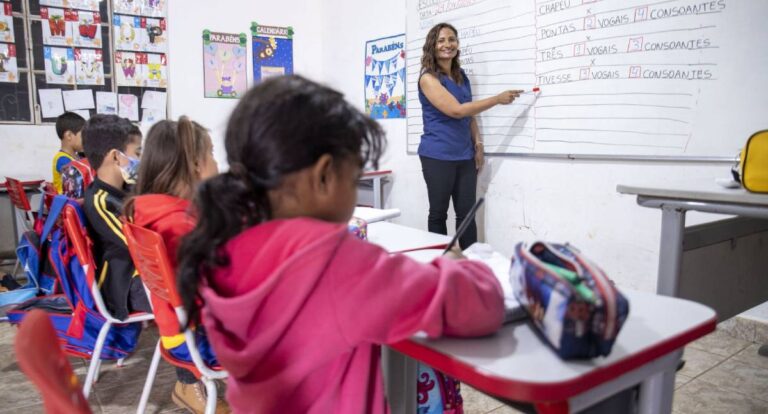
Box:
[738,130,768,193]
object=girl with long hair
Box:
[176,75,505,413]
[124,117,228,413]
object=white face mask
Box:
[117,151,140,185]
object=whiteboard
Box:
[406,0,768,159]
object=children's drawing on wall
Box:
[41,7,74,46]
[251,23,293,84]
[118,93,139,121]
[113,14,143,51]
[39,0,66,7]
[142,17,167,53]
[365,34,406,119]
[115,51,143,86]
[141,0,166,17]
[0,43,18,83]
[44,46,75,85]
[203,30,247,99]
[0,3,14,43]
[143,52,167,88]
[75,48,104,85]
[113,0,142,15]
[73,10,102,48]
[72,0,100,11]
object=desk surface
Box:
[391,290,715,402]
[367,222,451,253]
[617,177,768,206]
[0,177,44,192]
[353,207,401,223]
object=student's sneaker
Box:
[172,381,231,414]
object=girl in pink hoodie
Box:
[176,75,505,414]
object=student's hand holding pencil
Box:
[443,244,466,260]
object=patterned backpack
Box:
[60,158,95,199]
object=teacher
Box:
[418,22,521,248]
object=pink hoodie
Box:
[200,217,504,414]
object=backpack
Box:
[0,195,64,307]
[417,364,463,414]
[735,130,768,193]
[60,158,95,199]
[7,196,142,360]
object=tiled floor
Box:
[0,315,766,413]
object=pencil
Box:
[442,197,485,254]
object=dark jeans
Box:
[420,156,478,249]
[176,367,197,384]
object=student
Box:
[177,75,505,413]
[124,117,229,413]
[81,114,150,320]
[127,123,143,158]
[52,112,86,194]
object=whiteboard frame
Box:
[405,149,735,163]
[486,152,736,163]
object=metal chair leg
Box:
[83,321,111,398]
[136,341,162,414]
[202,377,218,414]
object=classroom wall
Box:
[167,0,326,168]
[321,0,726,292]
[0,0,326,181]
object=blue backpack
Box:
[0,196,62,308]
[8,196,142,360]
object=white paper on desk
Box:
[118,93,139,121]
[96,91,117,115]
[62,89,95,110]
[72,109,90,120]
[38,88,65,118]
[464,243,527,323]
[141,90,166,110]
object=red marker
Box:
[522,87,541,94]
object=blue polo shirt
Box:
[417,70,474,161]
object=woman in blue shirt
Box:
[418,22,522,248]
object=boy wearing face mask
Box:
[82,115,150,320]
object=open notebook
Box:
[403,244,527,324]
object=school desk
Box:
[359,169,392,209]
[367,221,451,253]
[0,177,44,260]
[617,178,768,299]
[353,206,401,223]
[384,247,716,414]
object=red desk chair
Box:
[4,177,47,275]
[62,204,154,398]
[123,222,228,414]
[14,309,92,414]
[4,177,35,232]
